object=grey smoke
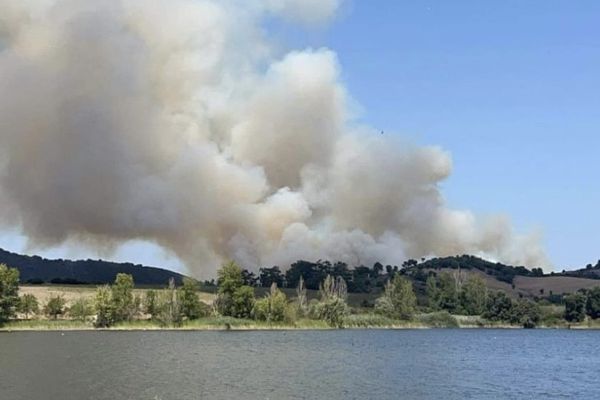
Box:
[0,0,549,275]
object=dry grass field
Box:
[19,285,217,306]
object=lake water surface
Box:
[0,329,598,399]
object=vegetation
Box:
[44,295,66,319]
[3,257,600,331]
[18,293,39,319]
[0,263,19,324]
[216,262,255,318]
[375,274,416,320]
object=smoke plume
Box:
[0,0,548,275]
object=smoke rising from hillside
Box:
[0,0,548,275]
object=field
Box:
[19,285,217,307]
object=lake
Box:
[0,329,598,399]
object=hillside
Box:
[0,248,186,285]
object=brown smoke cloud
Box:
[0,0,549,275]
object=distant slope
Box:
[0,248,186,285]
[405,255,600,298]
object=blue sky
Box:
[2,1,598,272]
[298,0,599,270]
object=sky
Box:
[1,1,598,272]
[269,0,600,270]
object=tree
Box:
[564,292,586,323]
[311,275,348,328]
[156,278,183,327]
[144,289,158,318]
[585,287,600,319]
[258,267,285,288]
[460,275,487,315]
[437,272,459,313]
[216,261,255,318]
[94,285,115,328]
[44,295,66,319]
[253,283,287,322]
[512,299,541,328]
[69,298,93,321]
[375,275,417,320]
[296,276,308,316]
[18,294,39,319]
[111,273,135,322]
[483,291,514,321]
[179,278,204,320]
[0,264,19,323]
[425,275,439,311]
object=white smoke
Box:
[0,0,549,276]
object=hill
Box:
[0,248,186,285]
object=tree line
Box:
[2,262,600,329]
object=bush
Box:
[418,311,459,328]
[483,291,514,321]
[44,295,66,319]
[512,299,541,328]
[18,293,39,319]
[312,297,348,328]
[564,292,586,322]
[253,283,287,322]
[69,298,94,321]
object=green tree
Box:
[179,278,204,320]
[564,292,586,322]
[425,275,439,311]
[0,264,19,323]
[460,275,487,315]
[69,298,93,321]
[585,287,600,319]
[156,278,183,327]
[216,261,255,318]
[253,283,287,322]
[44,295,66,319]
[18,293,39,319]
[512,299,541,328]
[144,289,158,318]
[311,275,349,328]
[375,275,417,320]
[111,273,135,322]
[483,291,514,321]
[94,285,115,328]
[437,272,459,313]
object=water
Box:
[0,329,598,399]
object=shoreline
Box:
[2,321,599,332]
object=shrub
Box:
[94,285,115,328]
[418,311,459,328]
[253,283,287,322]
[18,293,39,319]
[44,295,66,319]
[69,298,94,321]
[312,297,348,328]
[564,292,586,322]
